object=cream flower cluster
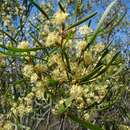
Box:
[11,91,37,117]
[11,103,32,117]
[79,25,93,35]
[84,84,107,104]
[53,10,68,25]
[0,53,6,67]
[22,64,34,78]
[21,63,47,103]
[0,2,124,130]
[48,53,67,82]
[11,92,34,116]
[84,52,93,66]
[32,81,45,100]
[17,41,29,48]
[71,62,86,81]
[11,95,33,117]
[22,64,47,81]
[19,21,111,121]
[17,40,37,60]
[70,84,83,99]
[118,125,130,130]
[68,83,107,110]
[76,40,88,57]
[45,31,61,47]
[0,120,13,130]
[93,43,105,53]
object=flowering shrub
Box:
[0,0,128,130]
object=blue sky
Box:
[24,0,130,52]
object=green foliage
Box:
[68,114,103,130]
